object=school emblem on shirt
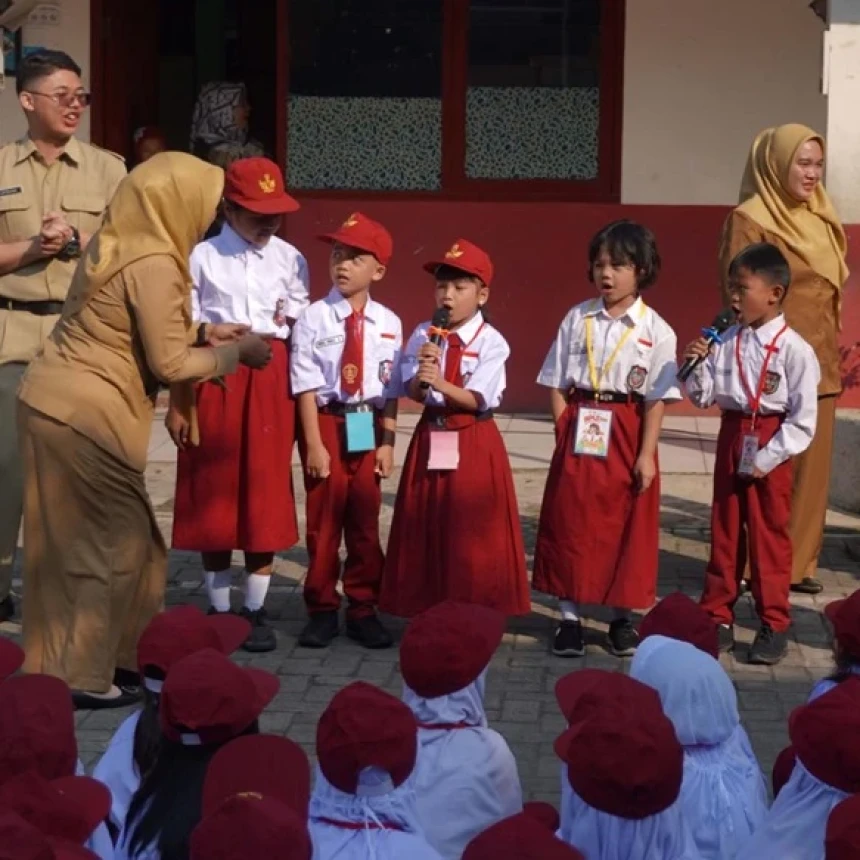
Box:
[445,243,464,260]
[764,371,781,395]
[342,363,360,385]
[378,359,393,386]
[273,298,287,327]
[259,174,276,194]
[343,213,359,228]
[627,365,647,391]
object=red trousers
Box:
[299,411,383,619]
[700,412,793,632]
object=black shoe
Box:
[748,625,788,665]
[113,667,141,691]
[607,618,639,657]
[72,684,141,711]
[0,595,14,623]
[790,577,824,595]
[207,606,235,616]
[346,614,393,650]
[552,620,585,657]
[240,607,277,653]
[718,624,735,653]
[298,611,340,648]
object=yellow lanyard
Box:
[584,300,647,391]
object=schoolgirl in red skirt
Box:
[380,240,530,618]
[168,157,309,652]
[532,221,681,659]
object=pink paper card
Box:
[428,431,459,471]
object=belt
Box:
[421,408,494,430]
[723,409,786,421]
[0,297,65,316]
[571,388,644,405]
[319,401,377,417]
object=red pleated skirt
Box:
[380,414,531,618]
[172,340,299,553]
[532,399,659,609]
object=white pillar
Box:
[825,0,860,223]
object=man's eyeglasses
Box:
[26,90,92,108]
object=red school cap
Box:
[463,810,584,860]
[826,794,860,860]
[771,744,797,797]
[423,239,494,286]
[191,795,312,860]
[159,649,280,746]
[317,211,393,266]
[400,601,505,699]
[223,157,300,215]
[0,674,77,785]
[0,811,99,860]
[824,589,860,660]
[0,636,24,682]
[136,604,251,691]
[554,668,663,725]
[202,735,311,820]
[638,593,720,659]
[316,681,418,794]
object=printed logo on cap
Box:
[258,174,276,194]
[446,243,464,259]
[343,213,359,228]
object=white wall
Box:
[0,0,91,144]
[621,0,827,205]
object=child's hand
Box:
[375,443,394,478]
[632,453,656,494]
[305,443,331,480]
[752,466,766,480]
[418,342,442,363]
[683,337,712,362]
[417,360,443,390]
[165,405,190,450]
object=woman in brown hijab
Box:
[720,124,849,595]
[16,152,272,708]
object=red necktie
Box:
[341,311,363,396]
[444,333,464,385]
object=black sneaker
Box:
[552,620,585,657]
[607,618,639,657]
[0,595,14,623]
[790,577,824,595]
[240,607,277,653]
[346,614,393,650]
[298,611,340,648]
[718,624,735,653]
[748,625,788,665]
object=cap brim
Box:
[245,667,280,713]
[51,776,111,838]
[553,725,578,763]
[824,598,846,625]
[207,614,252,655]
[0,638,24,682]
[229,194,300,215]
[317,231,380,261]
[422,259,484,281]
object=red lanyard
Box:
[734,323,787,425]
[314,816,405,832]
[417,720,476,730]
[444,320,485,363]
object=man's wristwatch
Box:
[58,227,82,260]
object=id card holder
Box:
[573,407,613,458]
[345,406,375,453]
[738,434,759,476]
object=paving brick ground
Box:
[3,413,859,807]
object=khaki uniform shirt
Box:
[0,136,126,365]
[719,209,842,397]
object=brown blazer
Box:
[719,209,842,397]
[18,254,238,472]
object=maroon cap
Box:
[0,811,98,860]
[400,601,505,699]
[159,649,280,746]
[789,678,860,793]
[202,735,311,820]
[554,699,683,819]
[638,593,720,659]
[463,811,584,860]
[423,239,494,286]
[554,669,663,725]
[771,745,796,797]
[318,212,393,265]
[191,795,312,860]
[0,771,110,844]
[0,674,77,784]
[316,682,417,794]
[0,637,24,682]
[522,801,560,833]
[824,591,860,660]
[223,157,300,215]
[136,605,250,689]
[826,795,860,860]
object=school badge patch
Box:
[764,371,781,395]
[378,359,392,386]
[627,365,647,391]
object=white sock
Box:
[559,600,579,622]
[612,608,631,621]
[205,570,233,612]
[244,573,272,612]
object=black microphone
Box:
[420,307,451,390]
[677,308,737,382]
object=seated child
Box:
[825,795,860,860]
[811,589,860,700]
[638,592,719,658]
[463,809,584,859]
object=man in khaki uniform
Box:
[0,50,126,621]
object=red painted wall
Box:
[285,201,860,414]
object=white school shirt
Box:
[290,288,403,409]
[190,223,310,338]
[537,297,681,402]
[400,311,508,410]
[683,314,820,475]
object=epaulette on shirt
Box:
[90,143,126,163]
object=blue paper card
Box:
[345,410,375,453]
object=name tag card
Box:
[573,408,613,459]
[428,431,459,471]
[738,434,759,476]
[345,410,375,453]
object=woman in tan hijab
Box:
[720,124,849,595]
[16,152,272,708]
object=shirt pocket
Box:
[626,342,654,392]
[459,353,480,387]
[61,193,107,234]
[0,191,36,240]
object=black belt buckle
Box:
[595,391,614,403]
[433,415,447,430]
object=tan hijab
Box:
[63,151,224,318]
[737,123,848,288]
